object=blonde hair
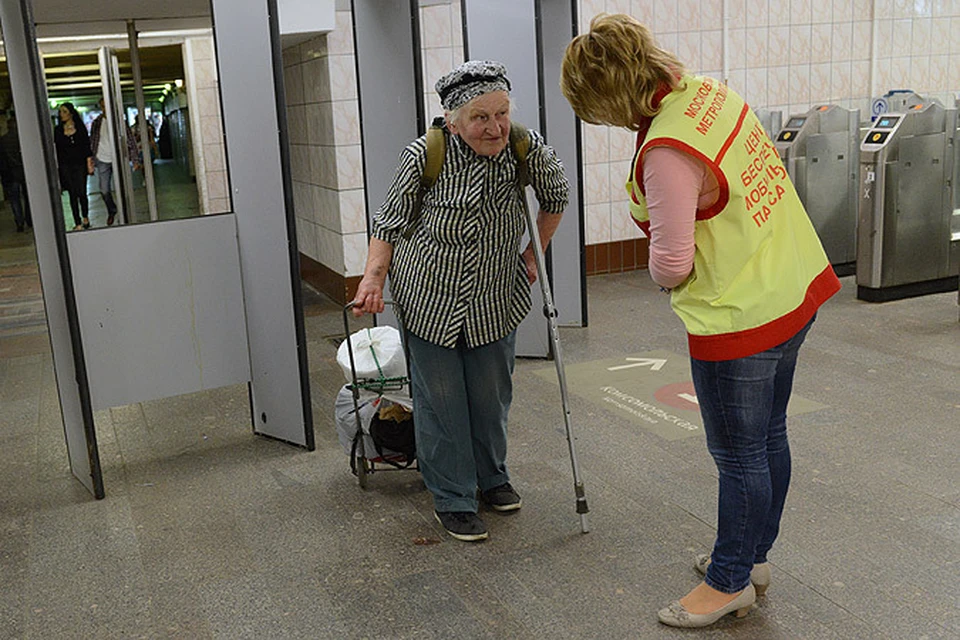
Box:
[560,13,685,131]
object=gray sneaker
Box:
[481,482,522,512]
[434,511,488,542]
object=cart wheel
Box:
[357,456,368,489]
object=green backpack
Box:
[401,116,531,240]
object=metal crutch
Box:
[519,184,590,534]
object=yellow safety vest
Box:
[626,75,841,361]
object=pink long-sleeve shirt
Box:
[642,146,720,289]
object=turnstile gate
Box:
[857,101,959,301]
[774,105,860,275]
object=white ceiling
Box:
[30,0,211,26]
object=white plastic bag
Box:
[337,326,407,382]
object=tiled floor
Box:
[1,214,958,638]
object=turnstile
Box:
[754,108,782,141]
[857,101,959,301]
[774,105,860,276]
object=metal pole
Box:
[520,186,590,534]
[127,19,159,222]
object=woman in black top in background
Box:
[54,102,93,230]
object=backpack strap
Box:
[401,116,446,240]
[509,122,531,187]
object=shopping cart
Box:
[340,300,417,489]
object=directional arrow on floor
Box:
[606,357,667,371]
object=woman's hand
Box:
[351,276,386,317]
[522,247,537,284]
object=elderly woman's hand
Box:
[522,247,538,284]
[351,275,386,317]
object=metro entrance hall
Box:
[0,1,958,638]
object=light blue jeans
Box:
[406,330,516,513]
[691,316,815,594]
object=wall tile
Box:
[585,203,612,245]
[677,30,702,71]
[912,18,932,55]
[700,0,722,26]
[305,103,333,146]
[790,24,812,64]
[788,64,811,105]
[852,21,873,60]
[851,60,871,98]
[315,186,340,230]
[656,2,680,32]
[910,55,931,90]
[929,55,950,92]
[287,104,308,146]
[852,0,872,17]
[830,61,853,101]
[891,19,913,52]
[611,204,643,241]
[833,0,855,22]
[581,0,605,31]
[747,67,769,106]
[302,56,330,104]
[582,124,610,165]
[290,144,310,184]
[768,26,791,64]
[677,0,701,30]
[336,145,364,190]
[302,36,328,60]
[769,64,791,103]
[608,0,631,17]
[949,54,960,88]
[728,0,748,24]
[931,18,951,55]
[890,56,910,87]
[332,100,361,146]
[328,10,355,56]
[728,28,748,70]
[584,163,611,205]
[790,0,813,24]
[727,69,747,96]
[329,55,358,102]
[768,0,791,25]
[608,160,631,202]
[424,48,455,93]
[875,0,894,18]
[810,63,832,99]
[810,23,833,64]
[701,30,724,69]
[317,224,343,271]
[746,0,769,27]
[283,64,304,106]
[951,18,960,54]
[746,27,770,68]
[609,127,636,162]
[202,143,224,173]
[832,22,853,62]
[420,4,453,48]
[342,233,368,277]
[629,0,654,25]
[339,189,367,234]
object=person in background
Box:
[560,14,841,628]
[0,112,31,233]
[54,102,93,230]
[90,97,140,226]
[351,60,569,543]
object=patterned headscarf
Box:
[435,60,511,111]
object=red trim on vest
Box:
[686,265,842,361]
[636,137,730,220]
[715,104,750,165]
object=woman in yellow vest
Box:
[561,14,841,628]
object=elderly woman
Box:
[561,14,840,628]
[352,61,569,542]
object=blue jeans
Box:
[691,316,815,594]
[406,330,516,513]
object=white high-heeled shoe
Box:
[657,583,756,628]
[695,553,771,596]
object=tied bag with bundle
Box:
[334,326,416,469]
